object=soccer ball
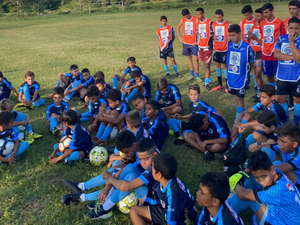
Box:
[56,122,66,136]
[0,138,15,156]
[17,125,27,140]
[89,146,108,166]
[117,192,138,214]
[58,135,72,153]
[109,127,119,140]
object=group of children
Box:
[1,1,300,224]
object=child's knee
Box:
[51,113,58,118]
[110,110,120,117]
[183,131,193,140]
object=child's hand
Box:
[49,158,59,164]
[106,161,113,169]
[289,30,298,42]
[238,126,245,134]
[179,37,184,43]
[137,82,143,86]
[64,90,69,96]
[98,188,109,203]
[48,153,55,161]
[5,157,16,164]
[102,170,112,179]
[173,113,181,119]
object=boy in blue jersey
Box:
[46,87,69,137]
[94,89,130,145]
[0,72,18,100]
[79,85,107,134]
[196,172,244,225]
[48,109,93,166]
[184,112,231,161]
[16,71,45,109]
[274,17,300,125]
[155,77,182,117]
[143,100,169,150]
[131,153,198,225]
[228,150,300,225]
[94,79,110,103]
[226,24,254,122]
[112,57,142,89]
[57,64,82,89]
[0,112,29,164]
[93,71,112,90]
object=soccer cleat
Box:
[169,130,174,136]
[52,128,60,137]
[204,84,211,91]
[204,151,215,161]
[22,137,34,145]
[62,179,82,193]
[15,103,24,108]
[196,77,202,82]
[173,136,185,145]
[87,199,101,210]
[84,205,113,220]
[253,94,260,103]
[28,132,43,140]
[186,75,195,81]
[211,85,223,91]
[26,105,33,110]
[46,93,54,99]
[225,88,228,93]
[175,73,182,78]
[61,192,81,205]
[165,73,170,78]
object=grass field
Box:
[0,2,291,224]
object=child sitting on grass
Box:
[57,64,82,89]
[94,71,112,90]
[94,79,110,103]
[0,71,18,100]
[48,109,93,166]
[0,111,29,164]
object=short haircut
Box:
[157,77,168,91]
[25,71,34,78]
[146,100,160,111]
[182,8,190,16]
[289,17,300,25]
[125,110,142,128]
[60,109,79,126]
[289,0,300,8]
[196,7,204,13]
[115,130,137,151]
[0,99,14,111]
[94,78,105,86]
[255,8,263,14]
[69,64,78,71]
[81,68,90,74]
[262,3,274,11]
[248,150,272,172]
[189,114,206,132]
[87,85,100,97]
[106,89,121,102]
[53,87,64,96]
[94,71,105,80]
[278,122,300,144]
[0,71,3,78]
[132,93,145,101]
[215,9,224,16]
[200,172,230,204]
[153,152,177,179]
[228,24,241,33]
[241,5,253,14]
[0,111,14,125]
[132,70,142,79]
[137,138,156,154]
[188,84,200,94]
[160,15,167,21]
[259,84,275,97]
[127,57,136,62]
[257,110,278,128]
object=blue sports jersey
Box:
[143,109,168,150]
[252,101,287,125]
[254,169,300,225]
[13,111,18,119]
[80,76,94,88]
[19,81,40,101]
[0,129,18,157]
[226,40,254,89]
[189,100,216,114]
[0,78,12,95]
[129,125,149,142]
[124,65,142,78]
[130,75,151,99]
[65,72,83,83]
[141,107,165,125]
[275,34,300,82]
[155,84,181,108]
[46,102,69,120]
[107,102,131,116]
[99,88,110,103]
[87,98,107,118]
[198,201,244,225]
[105,82,112,91]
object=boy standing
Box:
[240,5,256,42]
[0,72,18,100]
[177,8,201,81]
[284,0,300,32]
[156,16,180,78]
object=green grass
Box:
[0,3,291,224]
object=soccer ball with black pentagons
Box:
[58,135,72,153]
[89,146,108,166]
[117,192,138,214]
[0,138,14,156]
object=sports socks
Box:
[196,72,199,77]
[280,102,289,121]
[267,82,276,88]
[205,78,209,85]
[125,88,138,102]
[293,103,300,126]
[245,134,255,150]
[173,64,178,74]
[97,124,106,138]
[163,65,169,74]
[216,68,222,86]
[190,71,194,77]
[121,85,129,100]
[112,77,118,89]
[100,126,113,142]
[32,99,45,107]
[253,74,257,88]
[169,118,181,137]
[235,106,245,122]
[50,117,58,130]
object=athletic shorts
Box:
[253,51,262,67]
[213,51,227,64]
[199,49,213,63]
[251,208,277,225]
[160,47,174,59]
[181,121,191,131]
[228,87,246,98]
[148,205,166,225]
[182,43,198,56]
[262,60,278,76]
[276,79,300,97]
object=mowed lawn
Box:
[0,3,291,224]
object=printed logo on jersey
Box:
[229,51,241,74]
[0,86,3,94]
[280,42,294,64]
[208,128,213,134]
[160,30,169,43]
[264,25,274,43]
[251,28,261,46]
[244,24,253,40]
[160,200,166,208]
[199,24,207,38]
[215,26,225,41]
[185,22,193,35]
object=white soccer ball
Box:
[17,125,27,140]
[57,122,66,136]
[58,135,72,153]
[117,192,138,214]
[0,138,15,156]
[109,127,119,140]
[89,146,108,166]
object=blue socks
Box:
[121,85,129,100]
[268,82,276,88]
[112,77,118,89]
[224,70,228,79]
[190,71,194,77]
[235,106,245,122]
[163,65,169,74]
[216,68,222,77]
[50,117,58,131]
[97,124,106,138]
[169,118,181,133]
[101,126,113,141]
[253,74,257,88]
[69,151,80,161]
[281,102,289,121]
[125,88,138,102]
[245,134,255,150]
[196,72,199,77]
[205,78,209,85]
[173,64,178,74]
[293,103,300,126]
[209,76,212,83]
[32,99,45,107]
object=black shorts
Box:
[213,51,227,64]
[228,87,246,98]
[276,79,300,97]
[160,47,174,59]
[148,205,166,225]
[181,121,191,131]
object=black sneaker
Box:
[166,73,170,78]
[61,192,81,205]
[87,199,101,210]
[253,94,260,103]
[105,147,115,154]
[215,153,225,162]
[204,151,215,161]
[173,136,185,145]
[204,84,211,91]
[84,204,113,220]
[62,179,82,193]
[254,86,258,95]
[175,73,182,78]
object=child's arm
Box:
[235,184,256,201]
[49,148,74,164]
[235,107,255,124]
[161,99,181,112]
[274,49,294,61]
[276,162,296,174]
[127,80,145,91]
[10,86,18,97]
[64,83,72,95]
[58,72,66,87]
[248,31,262,45]
[27,90,39,106]
[66,83,85,94]
[289,31,300,61]
[106,176,144,192]
[176,20,184,43]
[0,155,15,163]
[8,139,20,160]
[13,114,30,126]
[203,137,228,148]
[99,111,126,125]
[174,113,192,119]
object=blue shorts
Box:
[182,43,198,56]
[251,208,278,225]
[262,60,278,77]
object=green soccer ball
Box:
[117,192,138,214]
[89,146,108,166]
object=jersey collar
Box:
[160,178,172,193]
